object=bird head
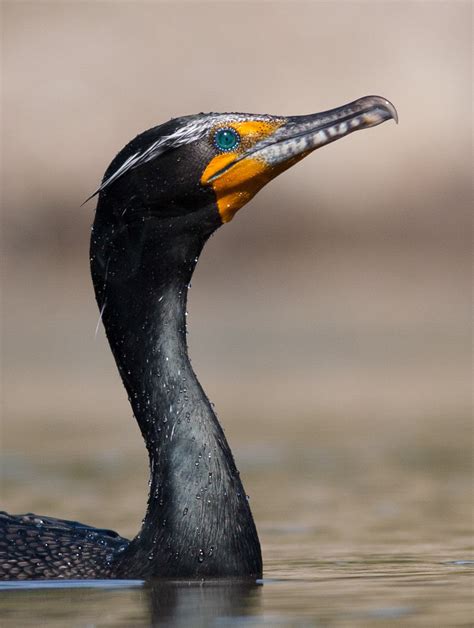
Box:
[93,96,397,229]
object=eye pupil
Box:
[214,128,239,151]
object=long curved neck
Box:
[90,212,262,578]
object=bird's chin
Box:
[205,157,273,223]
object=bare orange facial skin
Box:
[201,120,284,223]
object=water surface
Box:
[1,426,472,626]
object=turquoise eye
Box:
[214,127,240,152]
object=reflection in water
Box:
[147,579,261,627]
[0,579,262,627]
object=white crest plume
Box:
[83,113,275,204]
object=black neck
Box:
[90,210,262,578]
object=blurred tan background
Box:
[1,1,471,539]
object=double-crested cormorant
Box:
[0,96,397,580]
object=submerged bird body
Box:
[1,97,397,580]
